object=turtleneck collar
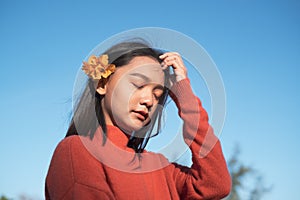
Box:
[79,124,170,173]
[106,125,153,154]
[105,125,133,152]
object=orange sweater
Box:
[45,79,231,199]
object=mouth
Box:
[132,110,149,121]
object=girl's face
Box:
[99,56,165,134]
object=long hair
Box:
[66,40,170,153]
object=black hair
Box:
[66,40,170,153]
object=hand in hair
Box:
[160,52,187,85]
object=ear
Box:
[96,84,107,95]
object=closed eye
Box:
[132,82,145,89]
[153,88,164,100]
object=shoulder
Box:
[47,135,78,156]
[45,136,80,199]
[48,136,80,168]
[46,136,108,197]
[46,136,113,199]
[46,136,84,179]
[49,135,104,173]
[47,135,105,178]
[55,135,81,151]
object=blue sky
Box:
[1,0,299,199]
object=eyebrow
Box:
[130,73,164,89]
[129,73,151,82]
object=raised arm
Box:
[160,52,231,199]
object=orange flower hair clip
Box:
[82,54,116,80]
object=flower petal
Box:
[82,54,115,80]
[82,62,90,73]
[99,54,109,66]
[93,68,102,80]
[88,55,98,65]
[101,70,112,78]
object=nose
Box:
[139,89,153,109]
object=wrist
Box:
[169,78,191,102]
[175,75,187,82]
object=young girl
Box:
[45,41,231,199]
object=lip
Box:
[133,110,149,121]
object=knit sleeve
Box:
[169,79,231,199]
[45,136,115,200]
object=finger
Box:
[164,56,180,64]
[164,58,187,73]
[161,55,182,69]
[164,59,182,71]
[164,55,184,66]
[160,53,187,78]
[163,57,184,70]
[159,52,180,59]
[159,52,181,61]
[161,62,169,70]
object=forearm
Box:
[170,79,231,199]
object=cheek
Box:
[127,89,141,108]
[111,82,135,110]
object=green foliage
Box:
[224,145,272,200]
[0,195,11,200]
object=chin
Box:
[126,121,150,136]
[116,122,142,136]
